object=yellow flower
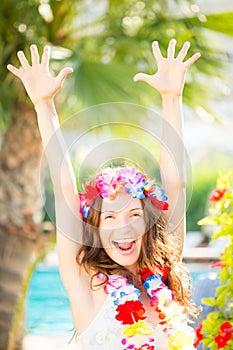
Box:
[123,320,153,337]
[168,330,195,350]
[144,183,150,191]
[159,301,186,325]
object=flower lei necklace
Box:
[79,167,169,219]
[98,267,195,350]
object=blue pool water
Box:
[26,265,217,335]
[26,265,74,335]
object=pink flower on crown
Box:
[95,167,120,199]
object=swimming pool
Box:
[26,264,218,335]
[26,266,74,335]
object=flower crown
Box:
[79,167,169,219]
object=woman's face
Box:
[99,192,146,272]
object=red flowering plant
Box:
[195,170,233,349]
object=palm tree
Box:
[0,1,232,349]
[0,2,78,349]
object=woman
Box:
[7,39,200,349]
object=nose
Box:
[114,214,132,233]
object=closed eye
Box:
[104,214,114,220]
[130,209,143,218]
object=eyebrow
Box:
[101,210,114,214]
[101,208,143,214]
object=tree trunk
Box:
[0,103,45,350]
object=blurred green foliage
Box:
[197,170,233,349]
[186,169,218,232]
[186,152,233,232]
[1,0,233,131]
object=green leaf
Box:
[202,297,216,307]
[220,267,230,284]
[204,12,233,37]
[73,60,155,108]
[198,217,217,226]
[216,291,227,309]
[188,12,233,37]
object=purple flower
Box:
[120,168,148,198]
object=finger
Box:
[133,72,153,84]
[184,52,201,68]
[176,41,190,61]
[17,50,30,68]
[30,44,40,65]
[56,67,73,86]
[152,41,163,61]
[7,64,20,78]
[41,45,51,67]
[167,39,176,59]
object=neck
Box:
[124,263,138,275]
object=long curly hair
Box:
[76,193,199,318]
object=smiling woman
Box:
[75,165,199,349]
[77,166,169,273]
[8,39,201,349]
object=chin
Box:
[106,240,141,270]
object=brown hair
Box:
[76,194,199,318]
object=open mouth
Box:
[112,239,136,255]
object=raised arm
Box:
[134,39,200,256]
[7,45,84,283]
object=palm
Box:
[150,60,187,96]
[20,69,59,104]
[134,40,200,96]
[7,45,72,105]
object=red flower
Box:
[115,300,146,325]
[158,266,169,282]
[138,267,154,282]
[194,323,203,348]
[83,185,99,205]
[149,196,169,210]
[210,261,225,269]
[209,188,226,203]
[138,266,169,282]
[214,321,233,349]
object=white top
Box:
[77,293,172,350]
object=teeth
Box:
[113,239,135,244]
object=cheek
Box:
[131,218,146,236]
[99,228,112,248]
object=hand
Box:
[134,39,201,96]
[7,44,73,105]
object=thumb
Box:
[56,67,73,86]
[133,72,152,83]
